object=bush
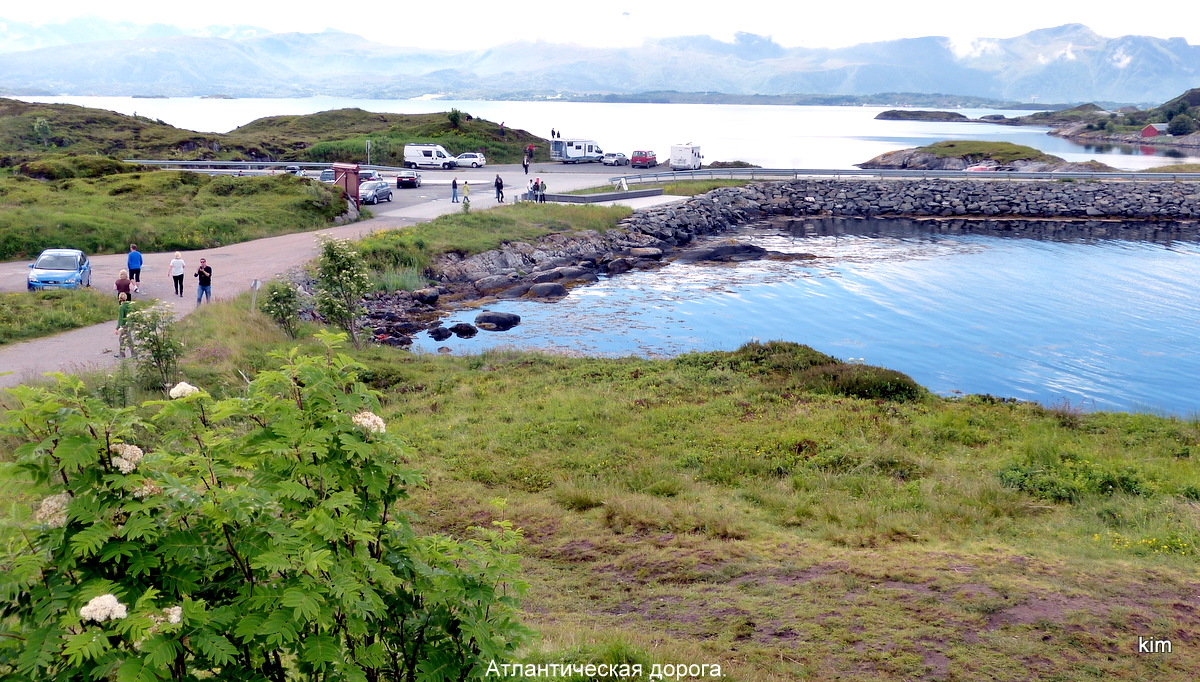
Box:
[314,235,372,347]
[797,363,924,402]
[0,333,530,679]
[259,279,302,338]
[1168,113,1196,136]
[998,450,1157,503]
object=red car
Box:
[631,150,657,169]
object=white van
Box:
[550,139,603,163]
[670,144,703,171]
[403,143,457,169]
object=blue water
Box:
[418,219,1200,415]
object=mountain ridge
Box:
[0,20,1197,103]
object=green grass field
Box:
[95,301,1198,681]
[0,288,125,344]
[0,171,346,260]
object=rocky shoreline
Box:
[357,178,1200,347]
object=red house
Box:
[1141,123,1169,137]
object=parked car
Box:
[602,152,629,166]
[284,165,304,176]
[455,152,486,168]
[27,248,92,291]
[396,169,422,188]
[358,170,384,183]
[631,150,657,168]
[319,168,336,183]
[358,180,393,204]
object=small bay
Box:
[418,218,1200,416]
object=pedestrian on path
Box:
[114,292,134,359]
[537,178,548,203]
[462,181,470,201]
[451,177,459,203]
[494,175,504,203]
[115,269,132,301]
[194,258,213,306]
[127,244,143,292]
[522,156,529,175]
[169,252,186,297]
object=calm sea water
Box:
[418,219,1200,416]
[15,95,1200,170]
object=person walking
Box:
[522,155,529,175]
[114,292,134,358]
[494,174,504,203]
[115,269,133,301]
[451,177,459,203]
[126,244,143,293]
[169,251,186,297]
[194,258,213,306]
[462,180,470,203]
[537,178,548,203]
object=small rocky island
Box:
[857,140,1116,172]
[874,110,971,122]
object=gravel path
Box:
[0,167,679,388]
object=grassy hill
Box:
[0,98,547,165]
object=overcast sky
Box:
[3,1,1198,49]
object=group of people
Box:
[450,175,546,203]
[527,178,548,203]
[114,245,213,304]
[113,244,214,357]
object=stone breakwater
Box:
[362,179,1200,346]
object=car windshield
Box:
[35,254,79,270]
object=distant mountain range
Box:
[0,20,1197,103]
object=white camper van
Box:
[550,139,604,164]
[403,143,457,169]
[669,144,703,171]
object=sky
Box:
[3,0,1198,49]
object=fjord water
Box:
[16,96,1200,169]
[420,219,1200,416]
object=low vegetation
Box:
[0,170,345,260]
[1142,163,1200,173]
[0,289,125,344]
[356,202,631,274]
[916,140,1059,164]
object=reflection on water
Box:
[416,218,1200,415]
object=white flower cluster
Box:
[164,605,183,624]
[110,443,144,474]
[169,382,201,399]
[132,480,162,499]
[80,594,127,622]
[34,492,71,528]
[352,410,387,434]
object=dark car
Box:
[396,169,422,188]
[358,180,393,204]
[28,248,92,291]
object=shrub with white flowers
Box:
[80,594,127,623]
[0,332,528,679]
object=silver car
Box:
[455,152,486,168]
[358,180,393,204]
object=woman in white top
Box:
[169,252,186,297]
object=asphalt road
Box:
[0,166,676,388]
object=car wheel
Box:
[471,162,479,168]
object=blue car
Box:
[27,248,92,291]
